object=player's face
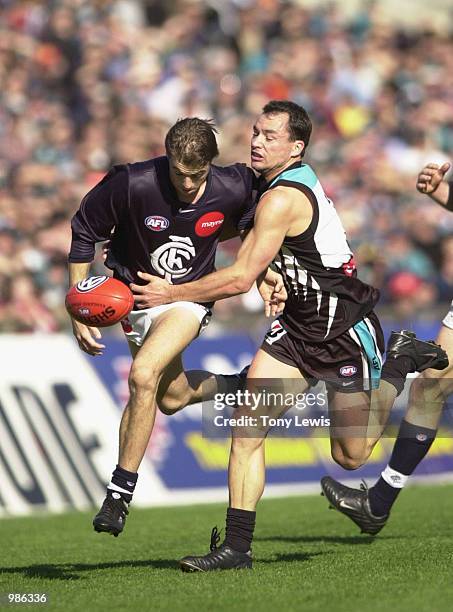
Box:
[168,158,210,203]
[251,113,304,180]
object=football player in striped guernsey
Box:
[134,101,448,571]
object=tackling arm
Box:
[133,190,293,305]
[171,191,292,302]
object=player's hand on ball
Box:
[71,319,105,356]
[130,271,172,308]
[416,162,450,194]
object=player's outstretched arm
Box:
[131,190,294,307]
[237,227,287,317]
[68,262,106,356]
[68,168,128,354]
[416,162,451,207]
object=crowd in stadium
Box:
[1,0,452,333]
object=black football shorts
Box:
[260,311,384,393]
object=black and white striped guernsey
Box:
[264,161,379,342]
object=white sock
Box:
[107,481,132,497]
[381,465,408,489]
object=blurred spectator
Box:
[438,236,453,302]
[387,271,438,320]
[0,0,452,333]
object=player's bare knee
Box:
[128,363,160,395]
[157,385,191,415]
[158,396,185,415]
[331,446,366,470]
[337,455,366,470]
[158,405,180,416]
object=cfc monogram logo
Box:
[151,235,195,281]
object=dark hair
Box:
[165,118,219,166]
[262,100,312,156]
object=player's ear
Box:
[292,141,304,158]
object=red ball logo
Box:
[195,212,224,237]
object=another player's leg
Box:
[321,328,450,534]
[328,389,378,470]
[93,308,201,536]
[156,355,248,416]
[179,350,310,571]
[323,384,396,535]
[363,325,453,525]
[327,327,446,468]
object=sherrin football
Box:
[65,276,134,327]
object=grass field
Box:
[1,484,453,612]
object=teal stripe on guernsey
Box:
[270,164,318,189]
[353,320,382,390]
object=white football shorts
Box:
[442,300,453,330]
[121,302,212,347]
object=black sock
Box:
[381,356,416,396]
[369,419,436,516]
[224,507,256,553]
[107,464,138,503]
[216,374,242,395]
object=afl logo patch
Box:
[76,276,109,293]
[145,215,170,231]
[340,365,357,377]
[195,212,224,237]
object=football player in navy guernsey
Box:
[136,101,448,571]
[321,161,453,536]
[68,117,286,538]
